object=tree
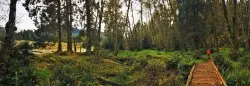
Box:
[96,0,104,51]
[178,0,208,50]
[221,0,239,52]
[56,0,62,53]
[103,0,124,55]
[24,0,66,53]
[247,0,250,51]
[66,0,73,52]
[1,0,18,62]
[86,0,92,53]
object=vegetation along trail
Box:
[1,0,250,85]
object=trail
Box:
[186,60,227,86]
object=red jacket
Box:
[207,49,211,55]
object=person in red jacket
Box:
[207,49,211,56]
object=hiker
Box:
[207,49,211,56]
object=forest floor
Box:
[28,48,250,85]
[3,41,250,85]
[31,50,201,85]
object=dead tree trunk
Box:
[1,0,18,62]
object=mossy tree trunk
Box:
[1,0,18,62]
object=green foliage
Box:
[229,51,244,61]
[0,48,34,85]
[33,37,45,48]
[80,36,87,48]
[211,53,232,75]
[176,53,195,80]
[239,53,250,69]
[226,69,250,86]
[15,30,37,41]
[192,49,206,59]
[33,69,52,85]
[142,36,152,49]
[14,41,33,55]
[51,64,97,86]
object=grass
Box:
[29,49,202,85]
[4,45,249,85]
[212,48,250,86]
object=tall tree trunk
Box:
[247,0,250,51]
[86,0,92,53]
[1,0,18,62]
[97,0,104,50]
[232,0,239,51]
[93,3,99,52]
[114,1,119,56]
[56,0,62,53]
[221,0,239,51]
[67,0,73,52]
[74,38,76,52]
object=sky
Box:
[0,0,37,32]
[0,0,145,32]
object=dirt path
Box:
[186,60,227,86]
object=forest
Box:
[0,0,250,85]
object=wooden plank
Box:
[186,60,227,86]
[186,64,196,86]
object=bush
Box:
[51,64,97,86]
[170,52,195,81]
[14,41,33,55]
[229,51,244,61]
[226,69,250,86]
[193,49,206,59]
[0,56,34,85]
[177,56,194,81]
[33,37,45,48]
[239,53,250,69]
[211,53,232,75]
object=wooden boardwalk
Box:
[186,60,227,86]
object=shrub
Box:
[142,37,152,49]
[0,57,34,85]
[50,63,97,86]
[169,52,195,81]
[239,53,250,69]
[165,54,181,70]
[14,41,33,55]
[193,49,206,59]
[33,37,45,48]
[229,51,244,61]
[177,57,194,80]
[226,69,250,86]
[211,53,232,75]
